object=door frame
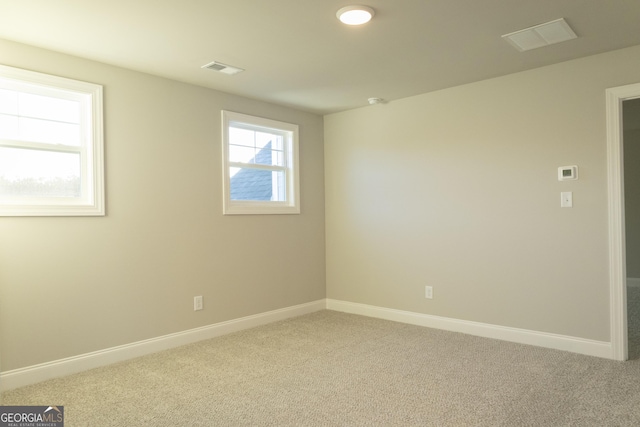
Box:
[607,82,640,361]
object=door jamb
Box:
[607,82,640,361]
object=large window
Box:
[222,111,299,215]
[0,65,104,216]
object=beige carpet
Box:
[3,310,640,426]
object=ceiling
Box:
[2,0,640,115]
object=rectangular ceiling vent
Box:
[201,61,244,75]
[502,18,577,52]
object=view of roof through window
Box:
[228,125,286,202]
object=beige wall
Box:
[325,44,640,342]
[0,39,326,371]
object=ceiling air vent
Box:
[502,18,577,52]
[201,61,244,75]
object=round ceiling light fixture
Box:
[337,5,375,25]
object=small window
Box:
[0,65,104,216]
[222,111,300,215]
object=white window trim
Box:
[0,65,104,216]
[222,110,300,215]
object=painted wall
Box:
[0,39,326,371]
[325,44,640,342]
[624,99,640,279]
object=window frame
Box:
[221,110,300,215]
[0,64,104,216]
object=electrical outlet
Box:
[194,295,203,311]
[425,286,433,299]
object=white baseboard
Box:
[0,299,326,392]
[326,299,613,359]
[628,277,640,288]
[2,298,616,392]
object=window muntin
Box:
[222,111,299,214]
[0,65,104,216]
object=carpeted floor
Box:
[3,310,640,426]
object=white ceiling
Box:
[2,0,640,115]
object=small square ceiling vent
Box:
[201,61,244,75]
[502,18,577,52]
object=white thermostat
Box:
[558,165,578,181]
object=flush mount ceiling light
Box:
[337,5,375,25]
[502,18,577,52]
[201,61,244,75]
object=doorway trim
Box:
[607,82,640,361]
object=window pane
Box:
[0,89,18,115]
[19,92,80,124]
[229,127,255,147]
[0,91,81,145]
[229,127,285,166]
[0,113,19,139]
[230,168,285,201]
[230,142,284,167]
[229,144,256,164]
[269,149,283,167]
[271,169,286,201]
[257,131,283,150]
[253,144,275,167]
[19,116,81,146]
[0,147,81,198]
[255,132,272,149]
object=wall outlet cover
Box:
[425,286,433,299]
